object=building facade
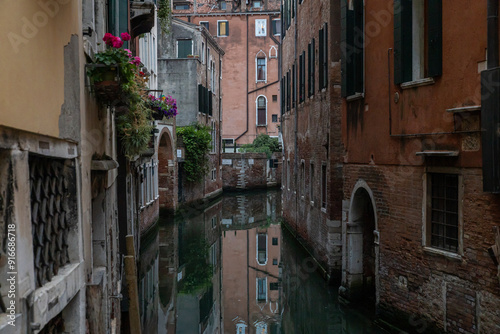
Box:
[158,18,224,205]
[341,0,500,332]
[173,0,281,147]
[280,0,344,279]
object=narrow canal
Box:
[138,190,385,333]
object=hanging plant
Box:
[116,70,153,159]
[177,123,212,183]
[158,0,172,34]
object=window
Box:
[299,51,305,102]
[272,237,278,246]
[272,19,281,36]
[257,233,267,265]
[272,95,277,102]
[427,173,460,253]
[310,162,314,201]
[286,70,291,111]
[177,39,192,58]
[300,160,305,197]
[270,282,279,290]
[219,1,226,10]
[218,20,229,37]
[211,216,217,228]
[198,84,210,114]
[201,41,205,63]
[236,324,247,334]
[211,121,217,153]
[200,21,209,31]
[253,1,261,8]
[257,96,267,126]
[319,23,328,90]
[286,160,290,189]
[257,277,267,301]
[341,0,364,97]
[292,64,297,108]
[174,4,189,9]
[321,163,327,209]
[272,258,278,265]
[207,48,211,68]
[211,60,216,90]
[272,114,278,122]
[394,0,442,84]
[257,56,266,81]
[308,39,315,97]
[256,19,267,36]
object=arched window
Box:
[256,96,267,126]
[256,51,267,82]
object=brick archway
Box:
[340,180,379,306]
[158,129,177,211]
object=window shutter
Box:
[198,84,203,113]
[354,0,363,93]
[341,0,347,97]
[427,0,442,78]
[308,43,312,96]
[299,53,303,102]
[209,91,213,116]
[394,0,412,84]
[226,21,229,35]
[319,27,324,90]
[312,38,315,94]
[324,23,328,90]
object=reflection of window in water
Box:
[236,323,247,334]
[257,233,267,265]
[257,277,267,302]
[256,322,268,333]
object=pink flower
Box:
[112,37,124,48]
[124,49,132,57]
[132,56,141,66]
[103,32,113,42]
[121,32,131,41]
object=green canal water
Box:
[137,190,385,333]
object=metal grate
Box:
[30,155,73,288]
[430,174,459,252]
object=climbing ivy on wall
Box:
[158,0,172,34]
[177,123,212,183]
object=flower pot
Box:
[94,80,122,104]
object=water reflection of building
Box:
[221,190,282,334]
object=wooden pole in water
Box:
[125,235,142,334]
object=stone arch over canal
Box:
[341,180,379,306]
[158,125,177,211]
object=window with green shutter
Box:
[394,0,442,84]
[341,0,364,97]
[177,39,192,58]
[218,21,229,36]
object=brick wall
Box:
[221,152,282,191]
[140,199,159,234]
[343,164,500,333]
[280,0,343,279]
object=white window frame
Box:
[217,20,229,37]
[201,41,205,64]
[256,277,268,302]
[272,18,281,36]
[255,19,267,36]
[256,233,268,266]
[256,51,267,82]
[176,39,193,58]
[255,95,268,126]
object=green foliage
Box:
[240,134,281,158]
[158,0,172,34]
[87,48,136,86]
[178,236,213,294]
[177,123,212,183]
[116,72,153,159]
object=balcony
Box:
[130,0,156,37]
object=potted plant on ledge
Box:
[147,95,178,121]
[87,32,138,105]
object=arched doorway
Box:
[158,130,177,211]
[341,180,378,305]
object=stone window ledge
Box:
[423,246,462,261]
[401,77,435,89]
[346,92,364,102]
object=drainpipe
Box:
[235,15,250,146]
[488,0,499,69]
